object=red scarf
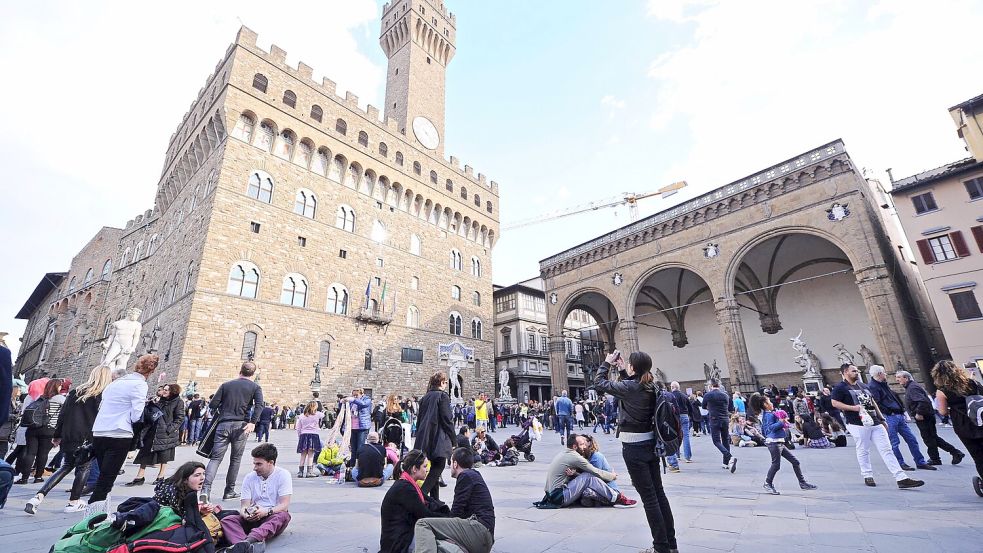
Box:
[400,471,425,504]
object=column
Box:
[714,298,757,393]
[854,266,924,380]
[548,336,569,396]
[618,320,638,353]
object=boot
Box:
[305,466,318,478]
[297,466,306,479]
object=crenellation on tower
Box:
[297,61,313,80]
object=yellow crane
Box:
[502,181,688,231]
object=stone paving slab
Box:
[0,424,978,552]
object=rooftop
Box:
[16,273,66,320]
[950,92,983,112]
[890,157,983,194]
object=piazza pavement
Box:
[1,422,980,553]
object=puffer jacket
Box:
[593,362,655,433]
[317,443,345,467]
[151,396,186,452]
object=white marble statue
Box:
[498,367,512,400]
[102,308,142,374]
[833,343,855,366]
[857,344,877,367]
[448,362,462,401]
[790,330,820,378]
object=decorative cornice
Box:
[540,140,850,278]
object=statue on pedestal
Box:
[102,308,142,375]
[857,344,876,368]
[703,360,720,386]
[498,367,512,400]
[790,330,820,378]
[448,361,463,401]
[833,343,855,367]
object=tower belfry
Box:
[380,0,456,155]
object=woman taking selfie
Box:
[594,350,677,553]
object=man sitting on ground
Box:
[414,447,496,553]
[471,427,500,465]
[221,443,292,553]
[541,434,635,508]
[353,431,392,484]
[455,427,471,449]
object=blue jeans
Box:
[622,441,676,553]
[189,418,205,443]
[709,419,731,464]
[353,465,393,481]
[557,415,574,442]
[886,414,925,466]
[667,415,692,467]
[204,421,249,495]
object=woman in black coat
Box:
[380,450,449,553]
[127,383,186,486]
[412,372,456,500]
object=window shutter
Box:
[972,226,983,253]
[916,239,935,264]
[951,231,971,257]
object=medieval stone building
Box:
[15,0,500,402]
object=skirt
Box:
[297,433,322,453]
[807,437,833,449]
[135,447,176,465]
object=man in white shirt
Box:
[220,443,292,553]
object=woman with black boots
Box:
[126,383,185,486]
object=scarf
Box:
[400,471,425,504]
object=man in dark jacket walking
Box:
[703,379,737,472]
[203,361,264,500]
[896,370,964,465]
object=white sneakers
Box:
[24,494,43,515]
[63,502,88,513]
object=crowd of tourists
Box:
[2,326,983,553]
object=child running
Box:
[749,393,817,495]
[296,401,324,478]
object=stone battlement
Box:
[383,0,456,25]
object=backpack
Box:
[105,523,209,553]
[50,507,182,553]
[965,382,983,427]
[652,391,682,468]
[21,397,51,429]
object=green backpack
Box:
[50,507,182,553]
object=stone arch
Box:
[556,288,621,353]
[626,261,718,321]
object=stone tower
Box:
[380,0,456,156]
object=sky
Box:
[1,0,982,359]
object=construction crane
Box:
[502,181,688,231]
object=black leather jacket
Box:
[593,362,655,433]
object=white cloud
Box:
[601,95,627,110]
[644,0,983,193]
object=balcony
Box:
[355,307,393,325]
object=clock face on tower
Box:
[412,116,440,150]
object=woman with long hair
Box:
[413,372,456,500]
[17,379,65,484]
[595,351,676,553]
[152,461,219,553]
[127,383,185,486]
[295,401,324,478]
[25,366,112,514]
[932,360,983,496]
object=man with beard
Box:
[541,434,635,508]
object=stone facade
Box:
[15,2,501,403]
[540,140,944,394]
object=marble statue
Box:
[311,363,322,388]
[833,343,855,366]
[102,308,142,374]
[857,344,876,367]
[790,330,820,378]
[498,367,512,400]
[654,367,667,385]
[448,361,462,401]
[703,360,721,384]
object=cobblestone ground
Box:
[1,424,980,552]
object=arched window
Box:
[247,170,274,203]
[379,142,388,157]
[318,340,332,366]
[83,268,94,286]
[413,161,422,175]
[395,152,404,166]
[335,118,347,135]
[410,234,422,255]
[335,205,356,232]
[170,271,180,302]
[472,291,481,306]
[445,179,453,192]
[310,105,323,122]
[149,234,159,255]
[327,284,349,315]
[486,201,493,214]
[294,190,317,218]
[328,156,345,182]
[471,257,481,277]
[296,140,313,168]
[206,170,217,196]
[184,262,194,293]
[227,261,260,298]
[232,113,255,142]
[471,319,483,339]
[282,90,297,108]
[274,129,295,160]
[460,186,468,200]
[451,285,461,301]
[280,274,308,307]
[429,170,438,184]
[371,220,387,243]
[67,276,77,292]
[122,247,131,266]
[191,186,199,212]
[474,194,481,207]
[448,312,462,335]
[449,249,462,271]
[312,148,329,176]
[256,120,276,152]
[101,259,112,279]
[406,305,420,328]
[241,331,258,360]
[251,73,268,93]
[358,131,369,147]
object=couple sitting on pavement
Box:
[537,433,637,508]
[380,447,496,553]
